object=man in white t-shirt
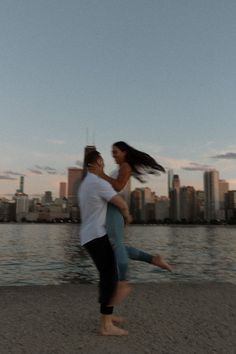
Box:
[79,150,132,336]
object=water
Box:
[0,224,235,286]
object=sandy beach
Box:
[0,282,235,354]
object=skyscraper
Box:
[218,179,229,220]
[43,191,53,204]
[68,168,83,206]
[82,145,97,179]
[196,190,205,221]
[83,145,96,169]
[168,169,173,198]
[130,187,155,222]
[13,192,29,222]
[170,174,181,221]
[20,176,24,193]
[59,182,67,198]
[17,176,24,193]
[204,170,220,221]
[225,190,236,221]
[180,186,196,222]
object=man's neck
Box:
[87,169,101,177]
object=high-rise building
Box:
[43,191,53,204]
[83,145,96,169]
[204,170,220,221]
[219,179,229,216]
[170,174,181,221]
[59,182,67,198]
[68,168,83,206]
[130,187,155,222]
[168,169,173,198]
[16,176,24,193]
[180,186,196,222]
[130,189,142,222]
[155,196,169,221]
[196,190,205,221]
[13,192,29,222]
[20,176,24,193]
[225,190,236,221]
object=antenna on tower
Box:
[86,128,89,144]
[92,132,95,145]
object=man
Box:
[79,150,132,336]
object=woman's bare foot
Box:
[101,323,128,336]
[152,255,173,272]
[109,281,132,305]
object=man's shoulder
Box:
[83,173,112,189]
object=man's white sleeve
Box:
[98,179,117,202]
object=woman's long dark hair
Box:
[113,141,165,182]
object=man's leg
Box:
[85,235,128,336]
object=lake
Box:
[0,224,235,286]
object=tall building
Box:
[59,182,67,198]
[130,189,142,222]
[155,196,169,221]
[13,192,29,222]
[168,169,173,198]
[43,191,53,204]
[130,187,155,222]
[219,179,229,220]
[16,176,24,193]
[83,145,96,169]
[196,190,205,221]
[170,174,181,221]
[204,170,220,221]
[68,168,83,206]
[20,176,24,193]
[225,190,236,221]
[180,186,196,222]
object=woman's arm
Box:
[101,162,132,192]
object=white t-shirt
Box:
[78,172,117,246]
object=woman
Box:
[101,141,172,286]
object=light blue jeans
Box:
[106,203,153,281]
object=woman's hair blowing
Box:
[113,141,165,182]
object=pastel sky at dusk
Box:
[1,0,236,198]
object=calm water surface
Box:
[0,224,235,286]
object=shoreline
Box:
[0,282,235,354]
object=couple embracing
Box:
[79,141,172,336]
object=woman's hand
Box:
[124,214,133,224]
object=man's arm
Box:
[109,195,132,223]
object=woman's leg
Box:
[126,245,153,263]
[126,245,173,272]
[106,203,129,281]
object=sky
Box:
[1,0,236,198]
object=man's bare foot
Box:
[112,315,125,324]
[152,255,173,272]
[101,323,128,336]
[109,281,132,305]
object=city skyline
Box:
[0,165,233,201]
[1,1,236,197]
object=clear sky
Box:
[1,0,236,198]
